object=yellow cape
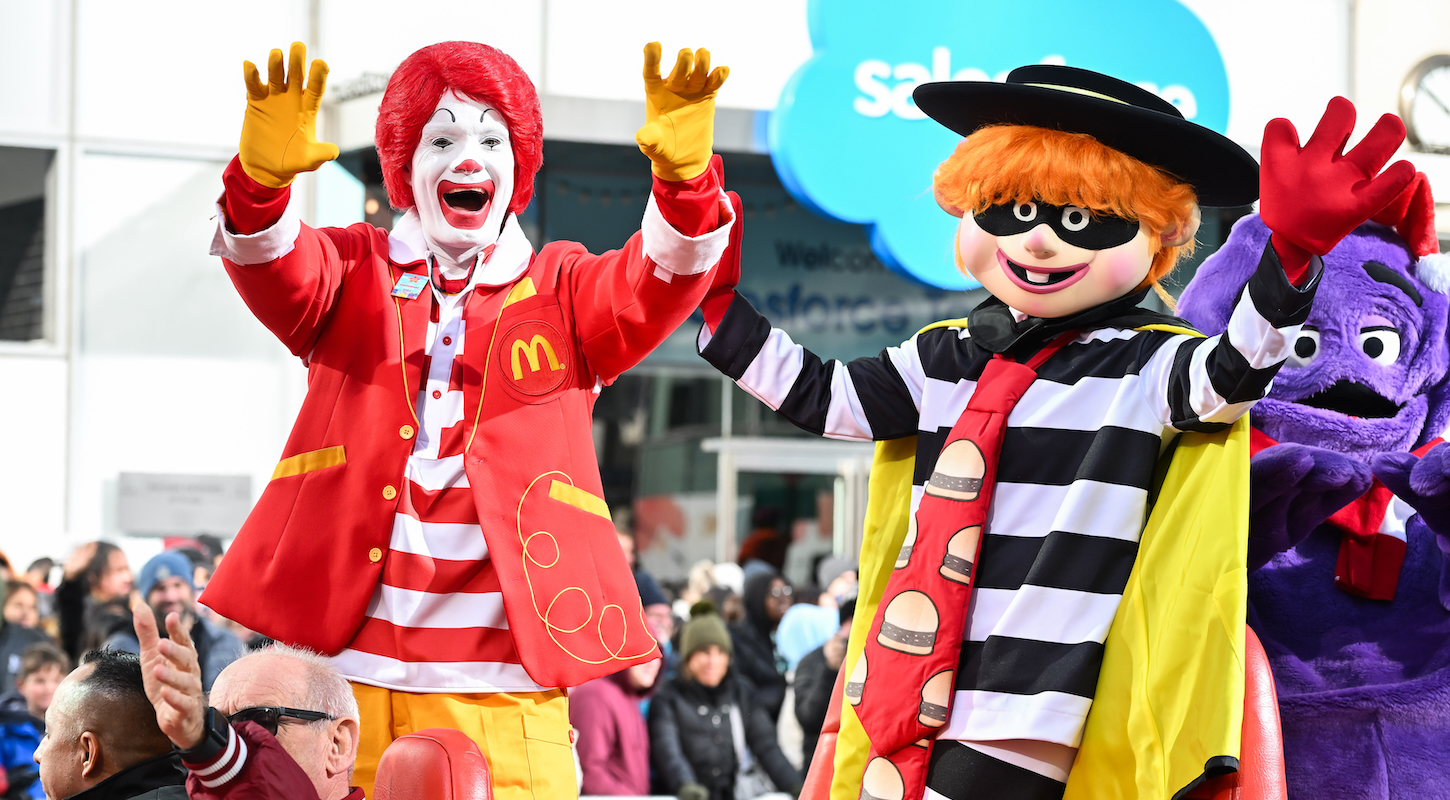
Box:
[829,322,1249,800]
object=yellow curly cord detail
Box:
[517,471,659,665]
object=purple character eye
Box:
[1288,326,1321,368]
[1358,326,1401,366]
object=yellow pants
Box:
[351,683,575,800]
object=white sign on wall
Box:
[117,473,252,536]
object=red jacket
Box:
[201,165,731,688]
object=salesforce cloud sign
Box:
[769,0,1230,290]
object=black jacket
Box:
[65,753,187,800]
[648,673,800,800]
[728,572,788,722]
[792,643,838,767]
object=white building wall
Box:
[1,0,1448,567]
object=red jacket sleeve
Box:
[565,167,735,383]
[212,158,379,358]
[183,720,326,800]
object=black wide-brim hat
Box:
[913,64,1258,207]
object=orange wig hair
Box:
[934,125,1199,295]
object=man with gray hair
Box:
[130,600,362,800]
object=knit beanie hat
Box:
[635,570,670,610]
[138,551,195,599]
[680,601,732,658]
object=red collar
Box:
[430,244,497,295]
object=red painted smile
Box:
[996,250,1090,294]
[438,179,495,230]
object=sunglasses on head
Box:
[227,706,335,736]
[974,201,1142,250]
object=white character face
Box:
[409,91,516,268]
[956,201,1158,319]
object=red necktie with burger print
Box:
[849,333,1075,800]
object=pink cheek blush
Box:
[1100,249,1153,289]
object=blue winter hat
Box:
[139,551,195,598]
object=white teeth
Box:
[1026,270,1052,284]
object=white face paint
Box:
[409,91,516,274]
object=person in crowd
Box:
[570,655,663,795]
[793,599,854,767]
[774,596,836,673]
[104,552,244,691]
[736,508,788,581]
[727,571,793,722]
[813,557,856,612]
[0,552,12,584]
[21,561,57,631]
[2,584,39,631]
[169,549,212,594]
[0,644,71,799]
[21,561,53,597]
[32,648,186,800]
[617,531,639,573]
[0,596,48,699]
[637,572,679,680]
[56,543,134,662]
[705,586,744,625]
[131,600,363,800]
[649,605,800,800]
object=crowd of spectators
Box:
[0,528,856,800]
[569,526,860,800]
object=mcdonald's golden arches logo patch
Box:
[500,320,571,396]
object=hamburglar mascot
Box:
[196,40,735,799]
[696,66,1414,799]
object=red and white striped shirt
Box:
[329,216,547,693]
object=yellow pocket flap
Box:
[522,713,572,745]
[272,445,347,480]
[547,480,611,520]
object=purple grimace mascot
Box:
[1179,174,1450,800]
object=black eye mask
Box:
[974,201,1142,250]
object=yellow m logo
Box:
[511,335,564,380]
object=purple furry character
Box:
[1178,175,1450,800]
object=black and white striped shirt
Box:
[699,246,1317,757]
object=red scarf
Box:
[1248,427,1441,601]
[850,333,1075,800]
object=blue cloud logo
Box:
[769,0,1230,289]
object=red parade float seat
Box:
[373,728,493,800]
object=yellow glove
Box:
[636,43,729,182]
[238,42,340,189]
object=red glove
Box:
[701,156,742,333]
[1260,96,1416,283]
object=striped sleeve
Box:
[697,292,922,440]
[181,710,249,791]
[1146,244,1321,432]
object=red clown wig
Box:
[376,41,543,216]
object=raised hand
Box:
[636,43,729,182]
[1374,444,1450,535]
[133,597,206,750]
[1260,97,1415,263]
[1249,443,1372,571]
[239,42,340,188]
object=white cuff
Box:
[641,191,735,283]
[208,196,302,266]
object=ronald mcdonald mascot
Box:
[199,40,736,799]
